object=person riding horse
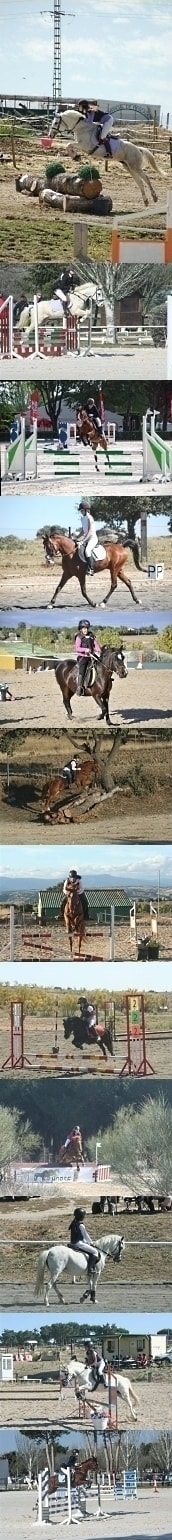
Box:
[62,870,89,920]
[86,396,104,436]
[75,619,101,695]
[77,99,114,158]
[84,1340,106,1387]
[75,498,100,574]
[62,755,81,786]
[69,1207,101,1278]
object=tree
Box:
[0,1105,41,1165]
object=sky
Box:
[1,497,171,541]
[1,840,172,885]
[0,961,172,990]
[1,1308,172,1336]
[0,1,171,120]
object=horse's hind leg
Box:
[118,570,141,606]
[125,162,149,206]
[143,169,158,203]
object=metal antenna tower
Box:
[53,0,61,104]
[41,4,75,106]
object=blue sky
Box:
[1,1309,171,1335]
[1,839,172,884]
[0,1,171,119]
[1,497,170,541]
[0,961,172,990]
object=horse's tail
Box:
[145,148,168,179]
[129,537,141,570]
[35,1249,49,1296]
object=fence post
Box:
[10,906,14,962]
[110,904,115,960]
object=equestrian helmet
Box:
[78,619,91,632]
[73,1207,86,1220]
[69,869,81,878]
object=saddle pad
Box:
[93,544,106,561]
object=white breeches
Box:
[85,534,98,557]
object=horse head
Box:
[43,532,57,564]
[113,647,128,678]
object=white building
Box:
[0,1352,13,1382]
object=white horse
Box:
[56,108,167,207]
[16,298,65,336]
[35,1232,125,1305]
[16,289,95,339]
[64,1358,139,1423]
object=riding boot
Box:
[104,135,113,157]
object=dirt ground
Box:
[0,126,170,262]
[0,998,172,1076]
[0,913,172,972]
[0,729,171,844]
[0,664,172,731]
[1,1488,172,1540]
[1,1365,172,1430]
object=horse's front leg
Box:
[49,571,67,607]
[98,692,111,725]
[63,690,73,719]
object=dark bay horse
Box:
[55,645,127,725]
[42,755,99,821]
[43,531,141,607]
[77,407,110,468]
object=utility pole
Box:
[41,3,75,105]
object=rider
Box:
[69,1207,101,1276]
[62,756,81,785]
[62,870,89,920]
[78,99,114,157]
[64,1126,82,1151]
[84,1341,106,1387]
[75,499,99,575]
[86,395,104,436]
[75,620,101,695]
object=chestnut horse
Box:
[58,1132,84,1167]
[43,530,141,608]
[77,407,110,468]
[42,755,98,822]
[64,887,85,957]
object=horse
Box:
[41,755,98,822]
[54,645,127,725]
[64,1357,139,1422]
[35,1233,125,1306]
[58,1131,84,1170]
[64,887,85,957]
[43,531,141,608]
[56,108,167,207]
[76,407,110,469]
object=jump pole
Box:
[110,904,115,959]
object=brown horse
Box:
[58,1133,84,1168]
[42,755,98,822]
[64,886,85,957]
[55,645,127,724]
[43,530,141,608]
[77,407,110,468]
